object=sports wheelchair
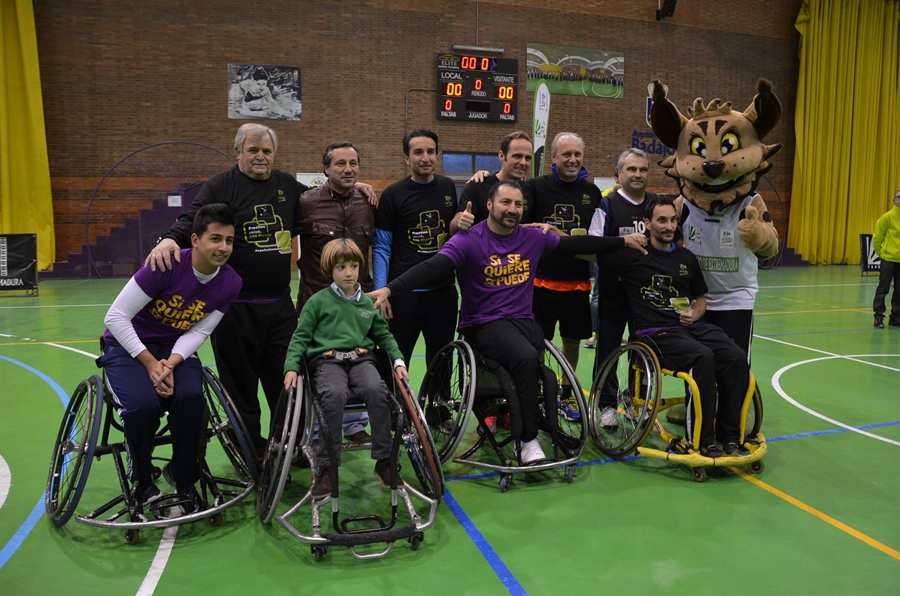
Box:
[418,338,587,492]
[588,340,766,482]
[45,367,257,544]
[256,350,443,562]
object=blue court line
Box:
[443,489,527,596]
[0,355,70,571]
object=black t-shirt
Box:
[602,243,708,330]
[595,190,658,317]
[375,174,457,289]
[161,165,308,300]
[457,173,531,224]
[524,174,600,281]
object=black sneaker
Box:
[311,468,332,499]
[889,317,900,327]
[874,315,885,329]
[700,444,726,458]
[178,484,203,515]
[374,459,404,489]
[137,483,163,505]
[724,442,743,456]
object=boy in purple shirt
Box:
[97,204,242,508]
[369,181,646,464]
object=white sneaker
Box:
[600,406,619,429]
[519,438,546,464]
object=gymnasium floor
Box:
[0,265,897,595]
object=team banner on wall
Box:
[859,234,881,274]
[526,43,624,98]
[228,64,302,121]
[532,81,551,178]
[0,234,38,294]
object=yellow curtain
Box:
[0,0,54,270]
[790,0,900,265]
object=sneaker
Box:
[889,317,900,327]
[558,396,582,421]
[518,438,546,464]
[600,406,619,429]
[874,315,885,329]
[178,484,203,515]
[311,468,332,499]
[374,459,404,489]
[584,333,597,349]
[484,415,497,435]
[137,483,163,505]
[345,430,371,443]
[700,444,726,458]
[724,442,743,456]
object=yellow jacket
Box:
[873,205,900,263]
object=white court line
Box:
[42,341,173,595]
[758,283,877,289]
[0,456,10,509]
[755,335,900,373]
[42,342,98,359]
[135,525,179,596]
[0,304,110,310]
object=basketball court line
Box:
[0,304,110,310]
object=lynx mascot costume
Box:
[650,79,781,363]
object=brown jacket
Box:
[293,182,376,309]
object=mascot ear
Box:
[650,80,687,149]
[742,78,782,140]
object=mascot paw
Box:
[738,206,770,252]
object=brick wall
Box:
[34,0,802,262]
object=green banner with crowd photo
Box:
[526,43,623,98]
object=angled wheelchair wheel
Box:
[542,340,587,458]
[202,367,258,482]
[745,382,764,440]
[257,386,303,523]
[588,342,661,457]
[397,377,444,502]
[418,340,476,464]
[46,375,104,527]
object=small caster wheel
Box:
[312,546,326,562]
[125,529,140,545]
[691,467,707,483]
[208,513,223,527]
[499,474,513,493]
[285,472,292,485]
[409,532,423,551]
[565,466,575,484]
[749,460,765,474]
[151,466,162,481]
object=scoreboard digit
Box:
[436,53,518,122]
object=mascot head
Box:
[650,79,782,214]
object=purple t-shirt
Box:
[439,221,561,329]
[103,248,243,347]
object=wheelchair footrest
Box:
[323,523,417,547]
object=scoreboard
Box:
[436,54,518,122]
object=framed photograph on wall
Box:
[228,64,302,121]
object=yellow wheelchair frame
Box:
[588,341,767,482]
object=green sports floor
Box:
[1,265,897,595]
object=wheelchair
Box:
[418,338,587,492]
[588,340,766,482]
[256,350,443,562]
[45,366,257,543]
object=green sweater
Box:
[284,286,403,375]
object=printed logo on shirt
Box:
[640,275,680,310]
[719,229,735,248]
[359,310,371,319]
[243,204,289,252]
[544,204,579,230]
[277,189,286,202]
[408,210,446,251]
[149,295,209,330]
[679,263,689,276]
[445,195,455,208]
[697,255,740,272]
[582,194,592,205]
[484,253,531,287]
[687,225,702,244]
